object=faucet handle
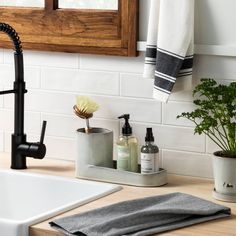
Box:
[40,121,47,144]
[17,120,47,159]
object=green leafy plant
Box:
[177,78,236,158]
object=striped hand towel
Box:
[144,0,194,103]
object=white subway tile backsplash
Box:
[163,102,196,127]
[131,123,205,153]
[0,109,15,132]
[0,86,3,108]
[41,113,120,140]
[0,132,4,152]
[0,64,14,86]
[120,73,153,99]
[92,96,162,124]
[26,111,42,134]
[41,113,80,138]
[206,137,219,154]
[44,136,76,161]
[4,50,79,68]
[194,55,236,81]
[4,89,76,115]
[0,64,40,88]
[41,68,119,95]
[77,70,119,96]
[80,53,145,73]
[25,66,41,88]
[169,90,193,102]
[41,67,78,91]
[4,132,11,152]
[162,149,213,178]
[0,49,3,63]
[0,109,41,134]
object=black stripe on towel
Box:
[154,76,175,93]
[145,47,157,59]
[177,72,193,78]
[155,50,184,78]
[157,47,185,59]
[180,57,193,70]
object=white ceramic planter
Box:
[212,152,236,201]
[75,128,114,177]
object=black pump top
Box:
[118,114,132,136]
[145,128,154,142]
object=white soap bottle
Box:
[116,114,139,172]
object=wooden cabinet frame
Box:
[0,0,138,56]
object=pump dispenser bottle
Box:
[141,128,159,174]
[116,114,139,172]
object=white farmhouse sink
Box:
[0,170,121,236]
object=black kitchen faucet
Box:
[0,23,47,169]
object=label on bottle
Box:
[129,142,138,173]
[141,153,159,174]
[117,146,130,171]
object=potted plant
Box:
[177,78,236,202]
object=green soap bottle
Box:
[116,114,139,172]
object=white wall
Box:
[0,0,235,178]
[195,0,236,46]
[140,0,236,46]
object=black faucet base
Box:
[11,134,27,169]
[11,157,27,170]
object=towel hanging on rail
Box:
[144,0,194,103]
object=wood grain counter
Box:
[0,153,235,236]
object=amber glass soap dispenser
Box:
[116,114,139,172]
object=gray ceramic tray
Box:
[76,162,167,187]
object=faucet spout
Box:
[0,23,47,169]
[14,53,25,136]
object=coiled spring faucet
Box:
[0,23,47,169]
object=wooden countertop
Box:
[0,153,235,236]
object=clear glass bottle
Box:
[141,128,159,174]
[116,114,139,172]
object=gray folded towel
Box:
[49,192,231,236]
